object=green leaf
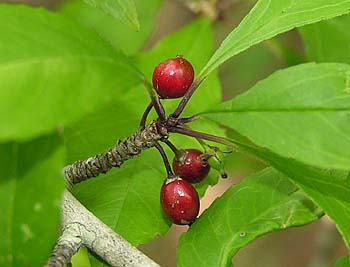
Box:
[83,0,139,30]
[300,14,350,64]
[60,0,161,54]
[64,19,222,265]
[71,247,91,267]
[231,140,350,249]
[334,256,350,267]
[0,134,65,267]
[0,4,142,142]
[177,167,321,267]
[199,0,350,79]
[203,63,350,171]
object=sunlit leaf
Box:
[0,4,142,142]
[204,63,350,170]
[199,0,350,79]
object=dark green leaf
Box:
[60,0,162,55]
[203,63,350,170]
[199,0,350,79]
[83,0,139,30]
[0,134,65,266]
[300,14,350,64]
[229,140,350,249]
[177,168,321,267]
[0,4,142,142]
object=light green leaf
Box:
[0,4,142,142]
[230,140,350,249]
[84,0,139,30]
[199,0,350,79]
[177,167,322,267]
[64,19,222,267]
[333,256,350,267]
[203,63,350,170]
[300,14,350,64]
[60,0,161,54]
[71,247,91,267]
[0,134,65,267]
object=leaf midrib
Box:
[0,55,129,70]
[204,107,350,113]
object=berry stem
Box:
[177,114,200,125]
[143,79,166,122]
[168,126,233,148]
[170,77,205,119]
[154,142,174,177]
[139,102,153,129]
[163,139,179,154]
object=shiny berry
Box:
[160,178,199,225]
[152,55,194,99]
[173,149,210,183]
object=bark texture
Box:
[64,121,168,185]
[47,191,161,267]
[46,225,82,267]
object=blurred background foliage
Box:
[1,0,347,266]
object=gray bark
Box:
[47,191,161,267]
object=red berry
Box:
[152,55,194,99]
[160,178,199,225]
[173,149,210,183]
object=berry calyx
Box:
[205,146,228,179]
[152,55,194,99]
[172,149,210,183]
[160,177,199,225]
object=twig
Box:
[168,126,233,147]
[47,191,160,267]
[177,114,200,125]
[46,225,82,267]
[64,121,168,185]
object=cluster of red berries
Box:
[152,56,211,225]
[161,149,211,225]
